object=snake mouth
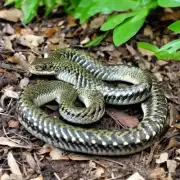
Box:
[29,67,56,75]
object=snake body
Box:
[18,49,168,155]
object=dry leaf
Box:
[149,168,166,179]
[143,25,153,39]
[30,176,43,180]
[165,137,180,150]
[7,151,23,176]
[3,36,14,52]
[90,15,106,29]
[44,27,59,38]
[49,148,65,160]
[127,172,145,180]
[106,108,139,128]
[81,36,90,45]
[8,120,19,128]
[156,152,168,164]
[0,173,10,180]
[167,160,177,174]
[37,144,52,155]
[24,152,37,170]
[138,47,154,57]
[0,137,29,148]
[19,78,29,89]
[18,35,44,48]
[126,44,136,56]
[0,9,23,22]
[67,15,77,27]
[94,167,105,179]
[3,24,15,35]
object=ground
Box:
[0,4,180,180]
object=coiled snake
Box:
[18,48,168,155]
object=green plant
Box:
[5,0,180,47]
[137,21,180,61]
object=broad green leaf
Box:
[160,39,180,53]
[85,32,108,47]
[73,0,140,24]
[137,42,159,52]
[158,0,180,7]
[113,9,148,46]
[168,21,180,33]
[44,0,55,16]
[5,0,15,5]
[15,0,23,8]
[101,11,138,31]
[22,0,39,24]
[155,51,180,61]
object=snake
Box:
[17,48,168,155]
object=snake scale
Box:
[17,48,168,155]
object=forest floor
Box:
[0,4,180,180]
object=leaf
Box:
[160,39,180,53]
[113,9,148,46]
[44,0,55,16]
[101,11,138,31]
[22,0,39,24]
[5,0,15,5]
[73,0,140,23]
[155,51,180,61]
[137,42,159,52]
[168,20,180,33]
[85,31,108,47]
[158,0,180,7]
[15,0,23,8]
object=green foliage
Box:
[138,20,180,61]
[158,0,180,7]
[168,21,180,33]
[5,0,63,24]
[138,39,180,61]
[5,0,180,47]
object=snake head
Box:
[29,58,58,75]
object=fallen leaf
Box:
[67,15,77,27]
[94,167,105,179]
[81,36,90,45]
[1,86,19,107]
[0,137,30,148]
[143,25,153,39]
[165,136,180,150]
[30,176,43,180]
[127,172,145,180]
[44,27,59,38]
[156,152,168,164]
[167,160,177,174]
[7,151,23,176]
[49,148,65,160]
[126,44,136,56]
[149,168,166,179]
[161,11,180,21]
[8,120,19,128]
[90,15,106,29]
[23,152,37,170]
[18,35,44,48]
[19,78,29,89]
[0,173,10,180]
[3,36,14,52]
[37,144,52,155]
[2,24,15,35]
[0,9,23,22]
[106,108,139,128]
